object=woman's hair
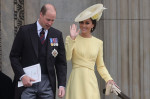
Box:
[90,18,96,33]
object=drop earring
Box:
[91,28,93,32]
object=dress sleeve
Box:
[96,41,113,82]
[65,36,75,61]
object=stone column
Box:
[102,0,150,99]
[1,0,14,78]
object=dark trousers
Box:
[21,74,54,99]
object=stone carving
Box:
[14,0,24,35]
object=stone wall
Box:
[1,0,14,78]
[103,0,150,99]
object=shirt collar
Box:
[36,20,48,38]
[37,20,43,31]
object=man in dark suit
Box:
[0,71,13,99]
[10,3,67,99]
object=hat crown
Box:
[80,11,91,17]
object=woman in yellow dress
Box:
[65,4,119,99]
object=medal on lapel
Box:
[50,38,54,46]
[54,38,58,46]
[52,49,58,57]
[49,38,58,46]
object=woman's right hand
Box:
[70,24,80,40]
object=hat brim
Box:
[75,4,105,22]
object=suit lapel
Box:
[29,24,54,61]
[29,23,39,58]
[47,28,53,58]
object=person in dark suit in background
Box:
[0,71,13,99]
[9,3,67,99]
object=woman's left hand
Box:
[106,80,119,88]
[106,80,121,95]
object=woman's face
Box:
[79,18,94,34]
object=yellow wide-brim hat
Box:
[74,3,106,22]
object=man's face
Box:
[39,10,56,30]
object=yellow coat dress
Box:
[65,35,113,99]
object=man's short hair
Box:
[40,5,47,15]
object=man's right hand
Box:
[21,75,35,87]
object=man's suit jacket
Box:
[10,23,67,99]
[0,71,13,99]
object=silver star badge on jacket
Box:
[52,49,58,57]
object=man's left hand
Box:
[58,86,65,98]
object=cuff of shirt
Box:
[59,86,65,88]
[20,74,26,80]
